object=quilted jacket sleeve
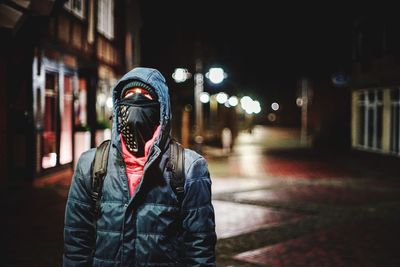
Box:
[181,157,217,266]
[63,153,95,267]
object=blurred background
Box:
[0,1,400,266]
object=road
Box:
[205,126,400,266]
[1,125,399,266]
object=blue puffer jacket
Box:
[63,68,216,266]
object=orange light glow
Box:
[123,87,153,100]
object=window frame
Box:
[355,89,384,151]
[390,88,400,155]
[64,0,86,20]
[97,0,115,40]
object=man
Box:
[63,67,216,266]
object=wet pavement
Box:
[233,218,400,267]
[214,200,305,239]
[207,126,400,266]
[1,126,400,266]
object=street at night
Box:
[2,1,400,266]
[209,126,400,266]
[1,126,399,266]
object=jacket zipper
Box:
[114,134,164,266]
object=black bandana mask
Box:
[117,93,160,157]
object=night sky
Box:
[138,1,384,112]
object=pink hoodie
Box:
[120,125,161,197]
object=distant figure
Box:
[222,127,232,155]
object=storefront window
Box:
[60,75,74,165]
[390,88,400,154]
[95,79,113,146]
[357,103,365,146]
[356,89,383,150]
[42,72,58,169]
[40,67,76,170]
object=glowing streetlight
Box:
[172,63,227,148]
[199,92,210,103]
[240,96,253,110]
[172,68,192,83]
[228,96,238,107]
[296,97,304,107]
[252,100,261,114]
[240,96,262,114]
[216,92,228,104]
[271,102,279,111]
[205,67,227,84]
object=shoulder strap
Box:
[169,140,185,203]
[91,139,111,217]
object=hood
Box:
[111,67,172,154]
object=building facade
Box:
[351,15,400,157]
[0,0,142,182]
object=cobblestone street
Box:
[1,126,400,266]
[206,126,400,266]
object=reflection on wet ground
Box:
[205,126,400,266]
[1,126,399,266]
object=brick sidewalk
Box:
[215,178,400,266]
[209,126,400,266]
[233,217,400,267]
[0,183,67,267]
[1,126,399,267]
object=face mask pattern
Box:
[118,93,160,156]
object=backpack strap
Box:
[168,140,185,203]
[91,139,111,218]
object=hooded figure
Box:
[63,68,216,266]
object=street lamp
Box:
[240,96,262,114]
[172,68,191,83]
[216,92,228,104]
[271,102,279,111]
[172,61,227,148]
[228,96,239,107]
[205,68,227,85]
[199,92,210,103]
